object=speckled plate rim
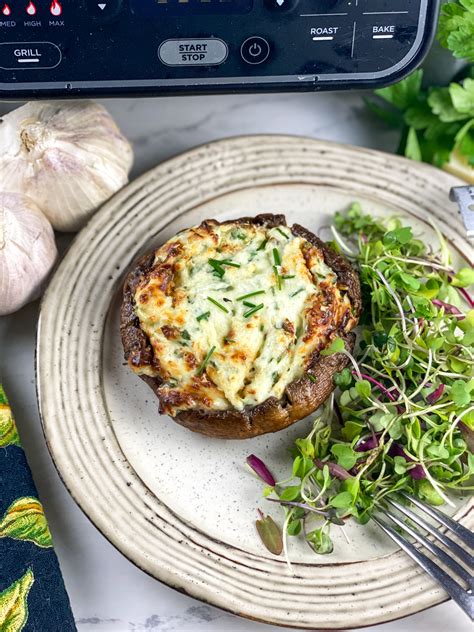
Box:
[36,135,473,630]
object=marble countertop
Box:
[0,93,471,632]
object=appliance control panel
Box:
[0,0,439,98]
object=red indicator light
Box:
[26,1,37,15]
[50,0,62,16]
[2,3,11,15]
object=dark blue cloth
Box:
[0,386,76,631]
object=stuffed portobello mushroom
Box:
[120,214,361,439]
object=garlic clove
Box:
[0,101,134,232]
[0,192,57,316]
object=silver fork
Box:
[373,492,473,620]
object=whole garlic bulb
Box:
[0,192,57,316]
[0,101,133,232]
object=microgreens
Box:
[246,203,474,561]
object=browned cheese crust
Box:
[120,214,361,439]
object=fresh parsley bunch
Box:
[438,0,474,62]
[366,0,474,178]
[248,205,474,559]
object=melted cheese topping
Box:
[132,220,355,415]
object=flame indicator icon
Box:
[2,3,11,15]
[26,1,36,15]
[50,0,62,15]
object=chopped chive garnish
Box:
[273,248,281,266]
[207,296,229,313]
[282,274,295,280]
[307,373,317,383]
[274,266,282,291]
[181,329,191,340]
[291,288,304,297]
[243,300,256,308]
[237,290,265,301]
[208,258,240,278]
[244,303,264,318]
[257,239,268,251]
[276,228,289,239]
[220,259,241,268]
[208,260,225,278]
[197,346,216,376]
[197,311,210,322]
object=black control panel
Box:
[0,0,439,98]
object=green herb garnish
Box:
[197,346,216,376]
[207,296,229,313]
[291,288,304,298]
[276,228,289,239]
[307,373,317,383]
[282,275,296,280]
[197,311,211,322]
[208,258,241,279]
[257,239,268,251]
[181,329,191,340]
[243,301,256,308]
[237,290,265,301]
[244,303,264,318]
[273,248,281,266]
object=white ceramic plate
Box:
[37,136,473,629]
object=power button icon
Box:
[240,37,271,65]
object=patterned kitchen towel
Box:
[0,384,76,632]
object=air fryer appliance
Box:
[0,0,440,98]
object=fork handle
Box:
[374,516,474,621]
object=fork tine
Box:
[383,508,473,586]
[386,497,474,570]
[400,492,474,550]
[373,515,474,620]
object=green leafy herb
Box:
[207,296,229,313]
[320,337,345,356]
[273,248,281,266]
[367,70,474,170]
[197,311,211,322]
[451,267,474,287]
[256,510,283,555]
[257,239,268,251]
[333,368,352,388]
[307,526,334,554]
[438,0,474,61]
[197,346,216,376]
[307,373,317,383]
[181,329,191,341]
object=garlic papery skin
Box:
[0,192,57,316]
[0,101,134,232]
